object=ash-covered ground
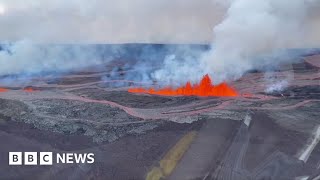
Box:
[0,51,319,180]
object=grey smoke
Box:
[0,0,222,43]
[153,0,320,85]
[265,80,289,93]
[1,0,320,88]
[102,44,208,87]
[0,40,207,86]
[264,70,293,93]
[0,40,107,79]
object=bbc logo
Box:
[9,152,95,165]
[9,152,53,165]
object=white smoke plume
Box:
[153,0,320,85]
[0,0,320,87]
[0,40,106,77]
[264,70,293,93]
[265,80,289,93]
[0,0,221,43]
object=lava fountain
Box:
[128,74,238,97]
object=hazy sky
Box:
[0,0,320,85]
[0,0,226,43]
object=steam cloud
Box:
[0,0,221,43]
[153,0,320,85]
[264,70,293,93]
[0,41,107,77]
[1,0,320,87]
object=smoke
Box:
[264,70,293,93]
[0,40,208,86]
[0,0,220,85]
[1,0,320,88]
[0,0,222,43]
[102,44,208,87]
[153,0,320,85]
[0,40,111,84]
[265,80,289,93]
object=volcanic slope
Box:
[0,55,319,180]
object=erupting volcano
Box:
[128,74,238,97]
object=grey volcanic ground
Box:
[0,53,319,180]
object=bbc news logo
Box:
[9,152,95,165]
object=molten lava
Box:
[0,88,8,92]
[23,87,38,92]
[128,74,238,97]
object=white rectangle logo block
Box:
[9,152,22,165]
[24,152,38,165]
[40,152,53,165]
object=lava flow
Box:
[23,87,39,92]
[128,74,238,97]
[0,87,9,92]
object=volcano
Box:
[128,74,238,97]
[0,45,319,180]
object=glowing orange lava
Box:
[23,87,38,92]
[128,74,238,97]
[0,88,9,92]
